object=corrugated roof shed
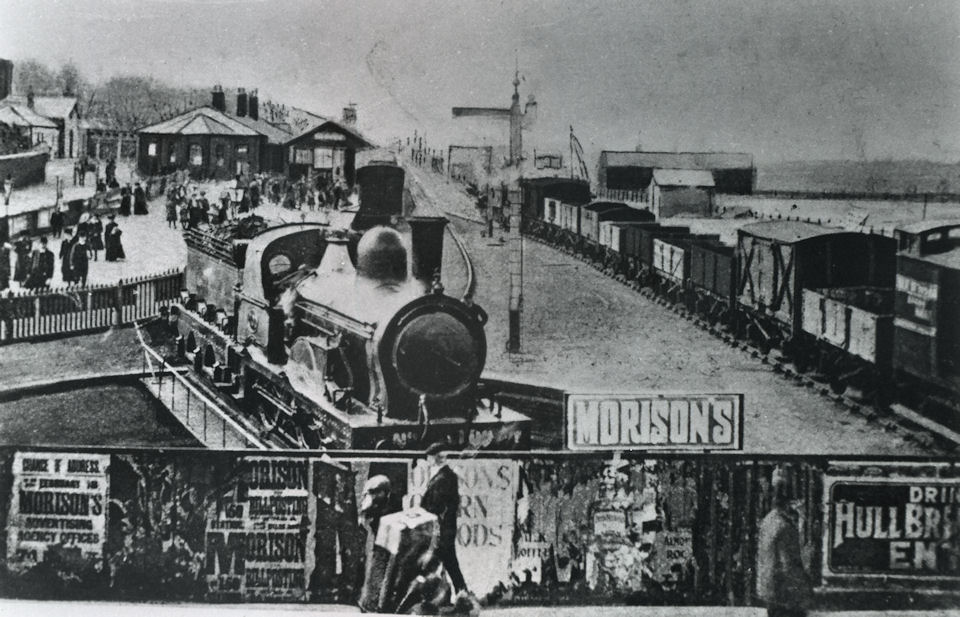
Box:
[602,151,754,170]
[652,169,716,188]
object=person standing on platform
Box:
[198,191,210,225]
[165,189,178,229]
[133,182,148,215]
[69,235,90,287]
[24,237,54,289]
[249,175,261,210]
[87,214,104,262]
[119,183,132,216]
[12,234,31,288]
[49,206,63,239]
[104,215,125,262]
[0,242,12,291]
[3,174,13,206]
[757,468,813,617]
[418,442,468,594]
[59,228,76,284]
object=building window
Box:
[190,144,203,166]
[236,144,248,157]
[215,144,225,167]
[314,147,334,169]
[169,148,177,164]
[147,142,157,156]
[294,148,313,165]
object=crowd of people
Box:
[0,211,127,292]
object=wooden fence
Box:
[0,268,183,344]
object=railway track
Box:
[522,233,959,455]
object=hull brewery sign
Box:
[565,393,743,450]
[823,462,959,586]
[6,452,110,571]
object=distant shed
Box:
[651,169,715,218]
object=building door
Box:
[69,130,74,158]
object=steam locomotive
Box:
[144,162,530,450]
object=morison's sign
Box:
[6,452,110,571]
[565,393,743,450]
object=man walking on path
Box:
[59,228,76,284]
[757,467,813,617]
[419,442,468,594]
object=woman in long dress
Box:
[104,215,126,262]
[133,182,148,215]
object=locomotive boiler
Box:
[146,162,530,450]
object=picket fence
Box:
[0,268,183,344]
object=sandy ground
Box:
[404,163,928,456]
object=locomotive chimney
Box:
[408,216,447,284]
[236,87,248,117]
[211,85,226,112]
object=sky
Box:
[1,0,959,164]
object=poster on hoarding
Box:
[6,452,109,571]
[565,393,743,450]
[204,457,316,602]
[823,467,960,583]
[404,458,518,596]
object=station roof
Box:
[232,114,293,144]
[137,106,261,136]
[0,104,57,129]
[652,169,716,188]
[601,150,754,170]
[287,119,377,149]
[739,220,849,243]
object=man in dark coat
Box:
[104,215,125,262]
[133,182,148,215]
[24,237,54,289]
[12,234,31,286]
[49,207,64,238]
[70,235,90,287]
[756,468,813,617]
[419,443,467,593]
[59,228,76,283]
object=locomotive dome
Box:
[356,226,408,283]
